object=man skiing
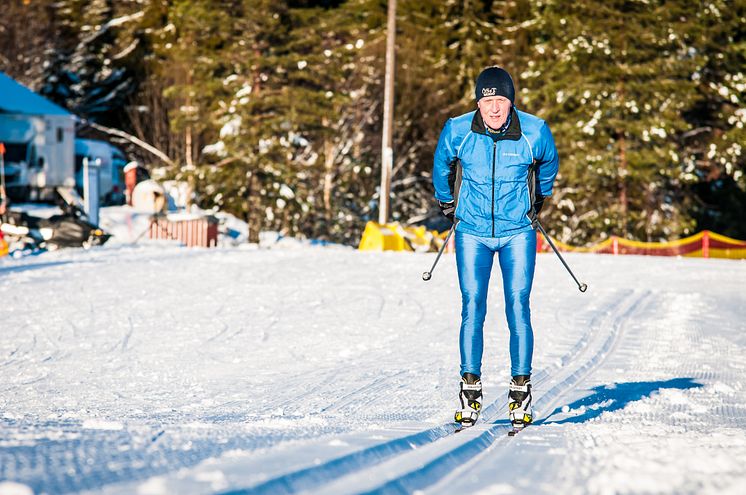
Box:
[432,66,559,431]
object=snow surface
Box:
[1,241,746,494]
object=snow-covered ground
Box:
[1,242,745,494]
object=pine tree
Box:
[0,1,55,84]
[522,0,702,244]
[38,0,146,122]
[195,0,384,242]
[387,0,530,230]
[684,0,746,239]
[18,0,742,245]
[147,0,235,172]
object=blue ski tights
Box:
[455,229,536,377]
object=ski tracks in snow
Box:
[214,289,650,495]
[4,248,746,494]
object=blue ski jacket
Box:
[433,108,559,238]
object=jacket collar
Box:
[471,107,522,141]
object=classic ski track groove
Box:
[433,290,659,491]
[217,289,642,495]
[353,289,650,495]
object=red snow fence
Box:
[148,213,218,248]
[538,230,746,260]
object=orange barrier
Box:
[537,230,746,259]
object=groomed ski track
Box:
[221,290,649,495]
[1,245,746,494]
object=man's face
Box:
[478,95,512,130]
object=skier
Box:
[432,66,559,431]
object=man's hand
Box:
[529,194,545,228]
[439,200,455,222]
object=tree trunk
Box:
[616,79,628,236]
[619,132,628,235]
[185,125,194,168]
[322,119,335,216]
[246,171,261,243]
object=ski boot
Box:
[508,375,533,434]
[455,372,482,428]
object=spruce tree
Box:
[389,0,530,230]
[522,0,702,244]
[196,0,384,242]
[39,0,146,123]
[0,1,55,84]
[149,0,234,172]
[685,0,746,239]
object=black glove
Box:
[529,194,545,228]
[439,200,456,222]
[534,196,545,215]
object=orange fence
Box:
[538,230,746,259]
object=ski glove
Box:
[534,195,545,215]
[439,200,456,222]
[529,194,545,228]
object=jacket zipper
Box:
[491,141,496,237]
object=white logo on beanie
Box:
[482,87,497,97]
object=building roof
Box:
[0,71,72,117]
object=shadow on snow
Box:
[540,377,703,425]
[0,259,73,274]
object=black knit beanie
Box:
[475,66,515,104]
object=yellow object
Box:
[0,237,7,257]
[358,221,443,252]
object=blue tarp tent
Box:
[0,72,72,116]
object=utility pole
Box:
[379,0,396,225]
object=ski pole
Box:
[535,220,588,292]
[422,221,458,281]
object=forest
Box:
[1,0,744,244]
